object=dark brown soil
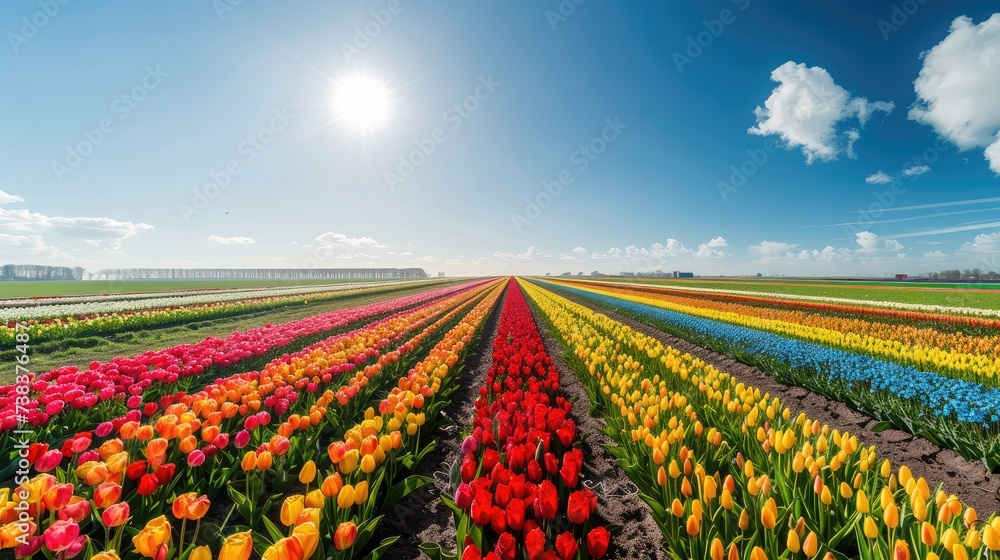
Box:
[377,290,506,558]
[533,315,667,560]
[561,292,1000,518]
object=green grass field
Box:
[1,280,461,385]
[587,277,1000,310]
[0,278,420,298]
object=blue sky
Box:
[1,1,999,276]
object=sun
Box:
[333,74,392,130]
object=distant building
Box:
[672,271,694,278]
[894,274,908,280]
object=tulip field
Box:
[2,277,1000,559]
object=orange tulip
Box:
[41,483,74,511]
[292,521,319,558]
[256,451,273,470]
[132,515,171,558]
[76,461,110,485]
[334,521,357,551]
[262,535,303,560]
[93,482,122,509]
[321,474,343,498]
[241,451,257,472]
[892,540,909,560]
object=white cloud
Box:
[572,246,587,253]
[987,135,1000,174]
[901,165,931,178]
[855,231,904,253]
[207,235,256,244]
[865,171,893,184]
[755,245,855,264]
[749,61,894,163]
[909,14,1000,173]
[959,232,1000,254]
[0,233,72,260]
[0,207,152,254]
[749,241,801,257]
[923,250,948,259]
[314,232,387,249]
[400,251,413,256]
[0,190,24,205]
[413,256,438,263]
[494,246,543,261]
[272,257,286,261]
[559,254,580,262]
[590,237,729,263]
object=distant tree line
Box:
[91,268,430,280]
[1,264,85,281]
[928,269,1000,280]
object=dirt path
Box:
[532,310,668,559]
[559,291,1000,517]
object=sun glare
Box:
[333,74,392,130]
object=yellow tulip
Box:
[951,543,969,560]
[786,529,800,553]
[337,485,355,509]
[983,523,1000,551]
[856,489,870,513]
[354,480,369,505]
[279,494,304,527]
[863,516,878,539]
[292,521,319,559]
[710,537,724,560]
[219,531,253,560]
[298,461,316,485]
[920,522,936,547]
[190,546,212,560]
[884,503,899,529]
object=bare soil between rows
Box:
[560,291,1000,517]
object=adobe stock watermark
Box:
[51,65,168,182]
[512,117,628,233]
[213,0,253,21]
[842,136,949,241]
[673,0,750,73]
[384,74,501,192]
[544,0,586,31]
[877,0,929,41]
[7,0,73,54]
[340,0,410,61]
[178,107,295,222]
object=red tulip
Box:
[43,520,80,553]
[525,528,547,560]
[471,493,493,527]
[462,543,483,560]
[102,502,130,527]
[455,483,473,509]
[536,480,558,520]
[586,527,610,558]
[567,490,591,524]
[57,500,90,523]
[505,498,526,531]
[35,449,63,472]
[137,473,159,496]
[555,532,578,560]
[126,460,147,480]
[493,532,516,560]
[153,463,176,485]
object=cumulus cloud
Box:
[494,246,544,261]
[0,233,72,260]
[0,207,152,254]
[909,14,1000,173]
[959,232,1000,254]
[923,250,948,259]
[0,190,24,205]
[314,232,387,249]
[749,61,894,163]
[572,247,587,253]
[865,171,893,184]
[207,235,255,244]
[749,241,801,257]
[589,237,729,262]
[855,231,904,253]
[901,165,931,178]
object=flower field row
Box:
[1,280,441,345]
[0,280,488,433]
[1,279,505,559]
[548,281,1000,385]
[576,280,1000,319]
[439,280,611,560]
[540,280,1000,467]
[520,279,999,560]
[1,281,408,317]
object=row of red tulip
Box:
[450,281,611,560]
